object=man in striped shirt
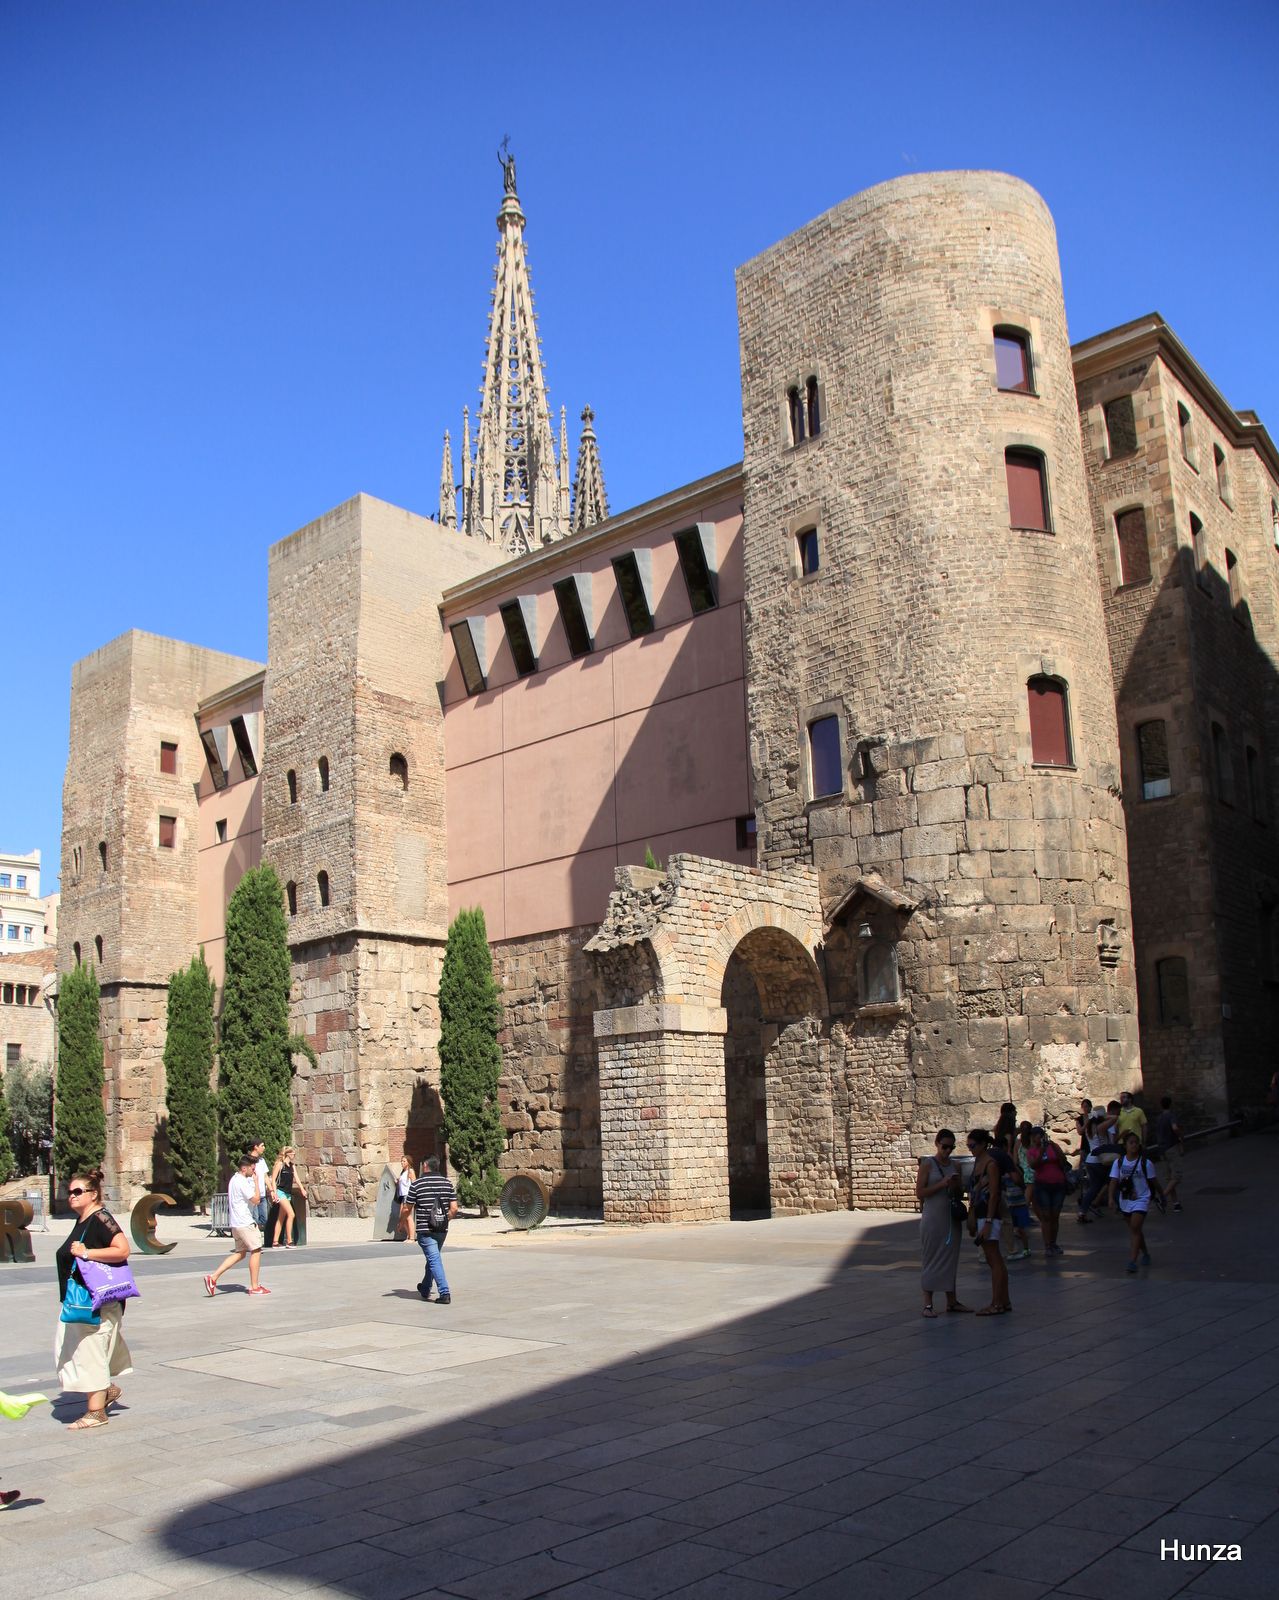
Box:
[407,1157,458,1304]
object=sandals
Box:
[921,1306,939,1318]
[947,1303,974,1313]
[976,1304,1012,1316]
[105,1385,122,1410]
[68,1410,108,1430]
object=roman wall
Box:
[736,171,1140,1150]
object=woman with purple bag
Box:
[54,1169,134,1431]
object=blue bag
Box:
[60,1277,101,1326]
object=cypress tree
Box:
[54,963,106,1180]
[164,951,218,1207]
[439,907,505,1212]
[0,1070,14,1184]
[217,865,312,1163]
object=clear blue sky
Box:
[3,0,1277,890]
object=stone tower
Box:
[443,151,608,553]
[736,171,1140,1139]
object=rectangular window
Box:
[736,815,757,850]
[450,619,488,696]
[5,926,16,941]
[215,818,228,843]
[808,716,843,800]
[159,814,177,849]
[553,576,594,659]
[787,385,806,447]
[499,598,539,677]
[15,875,25,891]
[1177,402,1197,468]
[674,525,719,614]
[1137,720,1171,800]
[5,1043,19,1068]
[1028,678,1072,766]
[230,715,258,778]
[1156,956,1191,1026]
[994,329,1032,393]
[200,727,229,791]
[797,527,820,576]
[1104,395,1138,458]
[160,740,178,774]
[612,551,655,638]
[1115,507,1151,586]
[0,874,10,889]
[1226,549,1243,615]
[23,926,33,942]
[1005,450,1050,531]
[1214,443,1232,505]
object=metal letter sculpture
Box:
[130,1192,178,1254]
[0,1198,35,1264]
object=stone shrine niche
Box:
[821,874,917,1019]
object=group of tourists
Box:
[918,1091,1186,1317]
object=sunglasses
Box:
[67,1187,88,1197]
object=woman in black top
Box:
[270,1146,306,1248]
[55,1169,132,1430]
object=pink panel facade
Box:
[195,679,264,987]
[442,473,753,940]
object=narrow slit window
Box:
[1177,402,1196,467]
[808,716,843,800]
[1213,443,1231,504]
[1190,513,1207,587]
[286,881,297,917]
[797,527,820,576]
[450,619,488,695]
[1115,507,1151,586]
[73,941,81,966]
[317,756,330,793]
[993,328,1032,393]
[215,818,228,843]
[160,740,178,775]
[98,841,107,871]
[1226,548,1243,613]
[317,870,330,909]
[612,552,655,638]
[1137,720,1171,800]
[159,814,177,849]
[1005,449,1050,531]
[1156,956,1191,1026]
[1104,395,1138,458]
[94,935,103,965]
[500,598,539,676]
[287,769,298,804]
[1028,677,1072,766]
[1211,722,1234,805]
[787,385,806,447]
[674,525,719,614]
[389,753,409,791]
[805,375,821,437]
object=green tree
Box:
[0,1069,14,1183]
[439,907,505,1212]
[7,1060,53,1174]
[55,963,106,1180]
[217,865,313,1163]
[164,951,218,1207]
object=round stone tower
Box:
[736,170,1139,1145]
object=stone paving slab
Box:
[1,1133,1276,1597]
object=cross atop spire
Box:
[443,151,608,552]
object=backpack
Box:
[425,1191,448,1232]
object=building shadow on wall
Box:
[156,1214,969,1591]
[1116,543,1279,1119]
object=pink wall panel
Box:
[448,871,506,941]
[501,846,621,941]
[501,650,614,752]
[503,721,616,871]
[445,757,505,882]
[610,603,744,718]
[613,680,750,843]
[618,818,750,870]
[443,691,504,769]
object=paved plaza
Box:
[1,1135,1277,1600]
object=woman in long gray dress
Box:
[917,1129,972,1317]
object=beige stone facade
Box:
[59,167,1278,1217]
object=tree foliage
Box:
[0,1070,14,1184]
[217,866,313,1163]
[164,950,218,1207]
[55,963,106,1180]
[6,1060,52,1175]
[439,907,505,1212]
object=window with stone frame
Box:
[1189,512,1207,588]
[1214,443,1233,506]
[317,756,330,793]
[1027,677,1072,766]
[317,870,330,909]
[1156,956,1191,1026]
[390,753,409,790]
[158,814,177,849]
[1226,548,1244,618]
[1005,448,1051,531]
[796,526,820,577]
[1137,720,1171,800]
[808,716,843,800]
[1177,401,1197,468]
[1104,394,1138,459]
[286,880,297,917]
[1115,506,1151,586]
[1211,722,1234,805]
[993,327,1033,393]
[861,941,900,1006]
[786,378,821,447]
[287,769,298,804]
[160,740,178,775]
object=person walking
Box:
[1115,1091,1148,1147]
[270,1147,305,1248]
[407,1156,458,1304]
[394,1156,416,1242]
[965,1129,1012,1316]
[916,1130,972,1317]
[1108,1130,1163,1274]
[1026,1126,1069,1254]
[55,1169,133,1431]
[204,1155,270,1296]
[1154,1096,1184,1213]
[249,1138,275,1228]
[1076,1108,1113,1222]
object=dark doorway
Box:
[722,946,771,1217]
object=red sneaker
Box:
[1,1489,21,1506]
[203,1274,216,1297]
[248,1285,272,1295]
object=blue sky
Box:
[3,0,1277,890]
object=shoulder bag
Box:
[59,1222,101,1325]
[77,1254,141,1312]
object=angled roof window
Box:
[500,597,539,678]
[200,726,229,791]
[553,574,595,658]
[612,550,656,638]
[230,712,260,778]
[674,523,719,615]
[451,617,488,696]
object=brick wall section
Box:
[61,631,264,1201]
[735,171,1140,1146]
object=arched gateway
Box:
[587,854,889,1223]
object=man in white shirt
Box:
[250,1138,275,1228]
[204,1154,271,1297]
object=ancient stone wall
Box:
[736,171,1140,1146]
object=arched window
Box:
[286,769,298,804]
[1005,448,1051,531]
[98,841,107,871]
[94,935,103,965]
[1028,677,1072,767]
[286,881,297,917]
[1115,507,1151,586]
[317,870,330,909]
[787,385,806,447]
[1156,956,1190,1026]
[317,757,330,793]
[805,375,821,438]
[389,753,409,790]
[73,941,81,966]
[861,942,899,1005]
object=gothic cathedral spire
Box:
[448,148,608,551]
[571,406,609,532]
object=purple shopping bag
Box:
[76,1255,140,1311]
